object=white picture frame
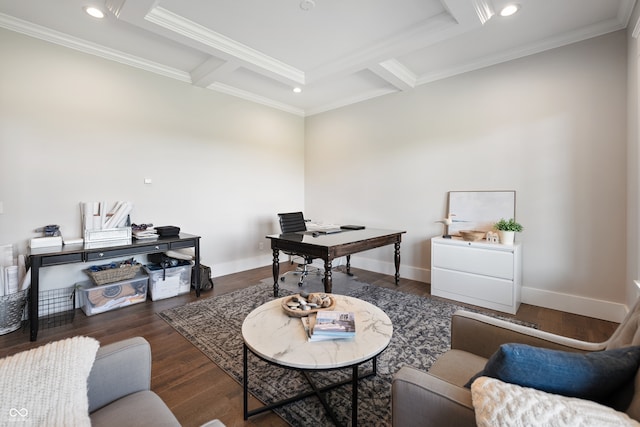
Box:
[447,191,516,236]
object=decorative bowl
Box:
[281,293,336,317]
[459,230,486,241]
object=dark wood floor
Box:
[0,265,619,427]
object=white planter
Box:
[498,230,515,245]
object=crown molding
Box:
[305,87,397,117]
[208,82,305,116]
[0,13,190,82]
[145,6,305,85]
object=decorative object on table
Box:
[447,191,516,236]
[35,224,60,237]
[494,218,523,245]
[154,226,180,237]
[282,292,335,317]
[485,231,500,243]
[81,201,133,247]
[459,230,486,242]
[435,213,455,238]
[305,310,356,341]
[85,258,141,285]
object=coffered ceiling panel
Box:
[0,0,635,116]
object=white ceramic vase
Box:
[498,230,515,245]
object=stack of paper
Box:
[133,229,158,240]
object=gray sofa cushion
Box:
[90,390,180,427]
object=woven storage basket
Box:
[86,264,141,286]
[0,288,28,335]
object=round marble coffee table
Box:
[241,294,393,426]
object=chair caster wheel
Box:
[280,277,285,282]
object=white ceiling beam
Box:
[191,58,239,88]
[440,0,494,26]
[145,6,306,86]
[106,0,157,20]
[369,60,416,91]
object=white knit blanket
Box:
[471,376,640,427]
[0,336,99,426]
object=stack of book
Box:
[301,311,356,342]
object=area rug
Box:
[159,273,534,426]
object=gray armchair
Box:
[88,337,181,427]
[392,298,640,427]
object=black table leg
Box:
[194,238,201,297]
[352,364,358,426]
[394,241,401,286]
[29,257,41,342]
[272,248,280,297]
[243,343,249,419]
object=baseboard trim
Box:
[522,287,628,323]
[215,255,627,322]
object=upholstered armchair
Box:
[392,298,640,426]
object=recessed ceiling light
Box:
[500,4,519,17]
[84,6,105,19]
[293,87,302,94]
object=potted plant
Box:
[494,218,523,245]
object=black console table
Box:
[27,233,200,341]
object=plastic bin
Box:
[77,274,148,316]
[144,262,192,301]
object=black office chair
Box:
[277,212,321,287]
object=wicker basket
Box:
[0,289,28,335]
[86,264,141,286]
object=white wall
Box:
[0,29,305,289]
[628,3,640,307]
[305,31,628,321]
[0,26,633,322]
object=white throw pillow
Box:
[471,376,640,427]
[0,336,99,426]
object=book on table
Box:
[301,311,356,342]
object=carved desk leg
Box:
[323,259,333,293]
[346,254,353,276]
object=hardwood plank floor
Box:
[0,264,619,427]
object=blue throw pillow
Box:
[466,344,640,402]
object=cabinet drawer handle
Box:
[154,246,160,250]
[98,253,104,257]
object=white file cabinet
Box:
[430,237,522,314]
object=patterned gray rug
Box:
[159,272,533,426]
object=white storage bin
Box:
[144,262,192,301]
[77,274,148,316]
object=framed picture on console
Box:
[446,190,516,236]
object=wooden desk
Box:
[266,228,405,297]
[27,233,200,341]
